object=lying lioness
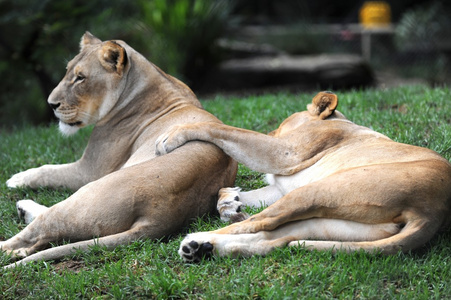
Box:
[156,91,451,262]
[1,32,236,269]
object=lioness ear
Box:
[307,91,338,119]
[98,41,128,76]
[80,31,101,50]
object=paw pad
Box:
[179,240,214,263]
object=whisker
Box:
[78,111,94,120]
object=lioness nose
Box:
[49,102,61,110]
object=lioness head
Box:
[48,32,129,135]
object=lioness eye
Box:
[75,74,85,82]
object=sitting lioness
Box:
[1,32,236,269]
[156,91,451,262]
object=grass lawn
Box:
[1,85,451,299]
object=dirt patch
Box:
[53,260,86,273]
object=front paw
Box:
[217,187,249,223]
[155,125,187,156]
[6,168,38,188]
[178,234,215,263]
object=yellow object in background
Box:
[359,1,391,28]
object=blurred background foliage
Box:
[394,2,451,82]
[136,0,232,88]
[0,0,449,127]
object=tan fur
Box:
[156,92,451,261]
[2,32,237,268]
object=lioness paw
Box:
[155,125,189,156]
[155,133,170,156]
[179,234,214,263]
[6,169,38,188]
[6,173,26,188]
[217,187,249,223]
[16,200,49,224]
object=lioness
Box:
[156,91,451,262]
[1,32,237,269]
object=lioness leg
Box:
[215,161,448,235]
[7,162,93,190]
[179,161,450,259]
[1,147,229,264]
[0,178,150,258]
[288,217,434,254]
[3,226,149,269]
[179,219,401,262]
[156,122,324,176]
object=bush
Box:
[394,2,451,83]
[136,0,233,87]
[0,0,233,127]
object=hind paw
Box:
[178,234,215,263]
[16,200,48,224]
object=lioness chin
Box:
[1,32,237,269]
[156,91,451,262]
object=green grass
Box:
[1,85,451,299]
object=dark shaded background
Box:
[0,0,449,127]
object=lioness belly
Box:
[266,156,332,195]
[283,218,401,242]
